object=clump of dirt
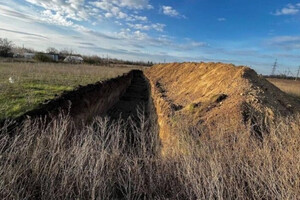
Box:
[145,62,300,152]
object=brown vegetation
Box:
[0,113,299,199]
[267,78,300,98]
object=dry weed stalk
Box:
[0,113,299,199]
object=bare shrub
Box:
[0,38,13,57]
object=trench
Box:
[2,70,159,145]
[104,70,159,153]
[106,70,151,121]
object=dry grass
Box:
[0,112,299,199]
[0,62,138,119]
[267,78,300,98]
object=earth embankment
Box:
[145,62,300,154]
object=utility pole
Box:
[296,66,300,81]
[107,54,109,66]
[287,68,293,77]
[271,59,277,76]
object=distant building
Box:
[64,56,84,64]
[46,54,59,62]
[23,53,35,59]
[13,53,22,58]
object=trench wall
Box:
[12,70,136,124]
[144,73,178,156]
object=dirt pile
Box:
[145,62,300,153]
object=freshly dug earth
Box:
[145,62,300,153]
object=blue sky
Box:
[0,0,300,74]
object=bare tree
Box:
[46,47,58,54]
[0,38,13,57]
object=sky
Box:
[0,0,300,74]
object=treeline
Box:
[82,55,154,66]
[0,38,154,66]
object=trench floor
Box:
[106,70,150,122]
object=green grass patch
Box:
[0,82,73,119]
[0,62,135,119]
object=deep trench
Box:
[106,70,151,121]
[105,70,159,153]
[2,70,159,142]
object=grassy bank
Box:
[0,62,135,119]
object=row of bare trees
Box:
[0,38,74,57]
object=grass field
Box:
[0,62,136,119]
[267,78,300,98]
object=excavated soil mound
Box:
[145,62,300,152]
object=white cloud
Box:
[91,0,153,10]
[22,0,162,39]
[90,0,150,22]
[25,0,91,21]
[174,39,208,50]
[133,15,147,21]
[119,0,153,9]
[218,18,226,21]
[273,3,300,16]
[267,36,300,50]
[42,10,74,27]
[161,6,185,18]
[127,23,165,32]
[105,13,113,18]
[25,0,152,28]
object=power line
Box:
[296,66,300,81]
[271,59,277,76]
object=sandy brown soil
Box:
[145,62,300,153]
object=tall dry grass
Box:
[0,113,299,199]
[267,78,300,98]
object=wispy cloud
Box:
[0,28,48,39]
[127,23,165,32]
[0,5,36,22]
[267,36,300,50]
[161,6,185,18]
[218,18,226,22]
[272,3,300,16]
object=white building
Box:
[64,56,84,64]
[23,53,35,59]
